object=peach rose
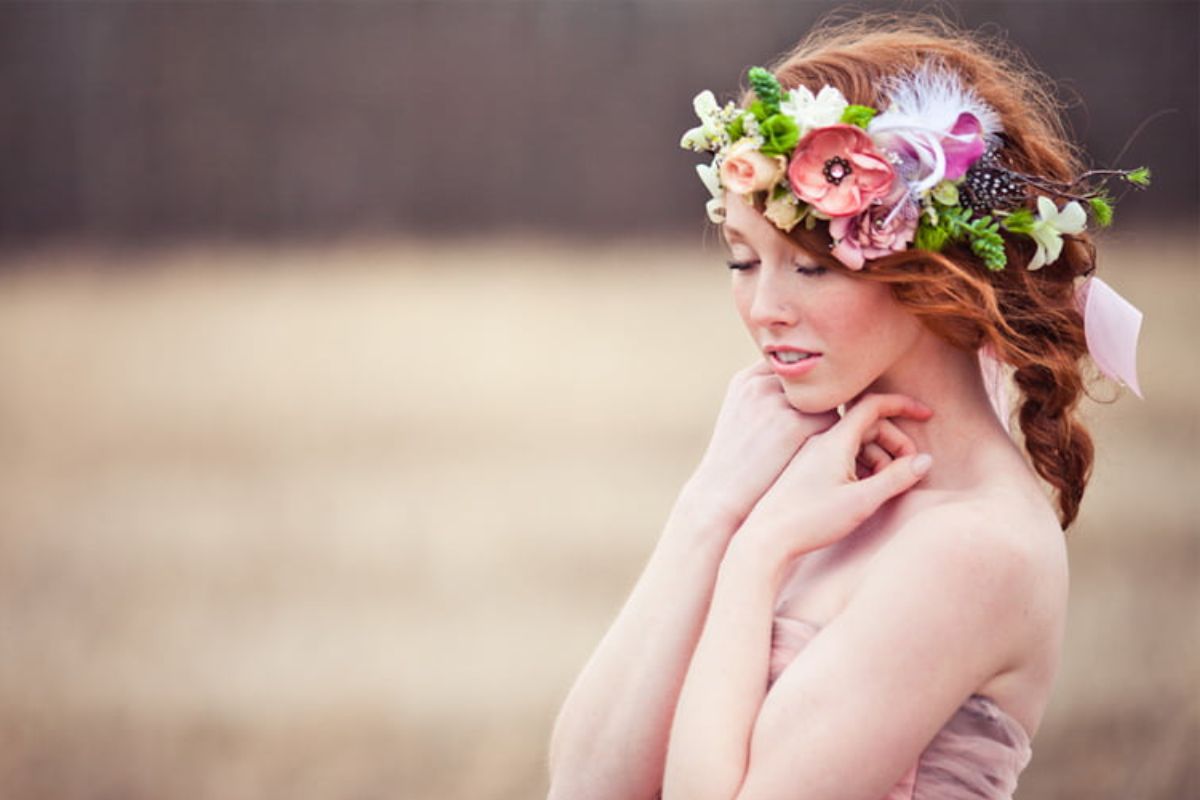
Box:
[786,124,895,217]
[719,139,787,195]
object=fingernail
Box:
[911,454,933,476]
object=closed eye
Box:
[727,259,826,276]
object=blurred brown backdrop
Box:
[1,0,1196,241]
[0,2,1197,799]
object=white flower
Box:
[681,90,730,152]
[696,161,725,223]
[1028,197,1087,270]
[780,85,849,136]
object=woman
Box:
[547,12,1147,800]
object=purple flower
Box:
[942,112,985,180]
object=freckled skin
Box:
[723,192,925,413]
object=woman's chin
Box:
[780,385,844,415]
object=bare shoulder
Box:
[876,486,1068,619]
[858,486,1069,733]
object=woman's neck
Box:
[864,331,1022,493]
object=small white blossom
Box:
[696,161,725,223]
[780,85,849,137]
[1028,197,1087,270]
[680,90,739,153]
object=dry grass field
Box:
[0,230,1196,799]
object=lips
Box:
[765,346,822,377]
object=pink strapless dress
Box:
[769,615,1033,800]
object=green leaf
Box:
[747,67,783,115]
[967,215,1007,270]
[1088,195,1114,227]
[1000,208,1036,234]
[1124,166,1151,187]
[748,100,769,122]
[914,217,950,252]
[758,114,800,156]
[726,114,746,142]
[919,204,1009,270]
[931,180,960,207]
[840,104,878,129]
[970,226,1007,270]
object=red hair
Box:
[740,10,1097,529]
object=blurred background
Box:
[0,1,1196,798]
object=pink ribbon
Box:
[979,276,1144,432]
[1077,276,1144,398]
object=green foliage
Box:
[1124,166,1151,187]
[931,180,959,207]
[726,114,746,142]
[918,203,1008,270]
[999,208,1036,234]
[747,67,783,115]
[1088,195,1114,227]
[748,100,769,122]
[758,114,800,156]
[840,104,878,129]
[914,218,950,252]
[968,215,1007,271]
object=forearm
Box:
[547,495,738,800]
[661,537,790,800]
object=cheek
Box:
[813,281,896,339]
[822,283,921,365]
[730,278,754,324]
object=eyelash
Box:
[726,259,827,276]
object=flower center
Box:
[823,156,852,185]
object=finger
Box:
[835,394,932,450]
[743,358,775,378]
[858,442,892,474]
[853,453,933,508]
[731,358,775,388]
[873,419,918,458]
[854,456,872,481]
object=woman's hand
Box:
[734,393,934,565]
[676,360,839,532]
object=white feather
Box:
[867,60,1004,194]
[869,59,1003,139]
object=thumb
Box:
[854,453,932,507]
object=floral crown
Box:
[680,63,1150,272]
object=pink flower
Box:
[719,139,787,195]
[786,124,895,217]
[870,112,986,192]
[828,185,920,270]
[942,112,986,180]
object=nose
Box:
[748,263,800,328]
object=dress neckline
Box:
[772,612,1034,749]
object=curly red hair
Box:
[739,10,1098,529]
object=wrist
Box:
[673,473,747,534]
[720,529,795,595]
